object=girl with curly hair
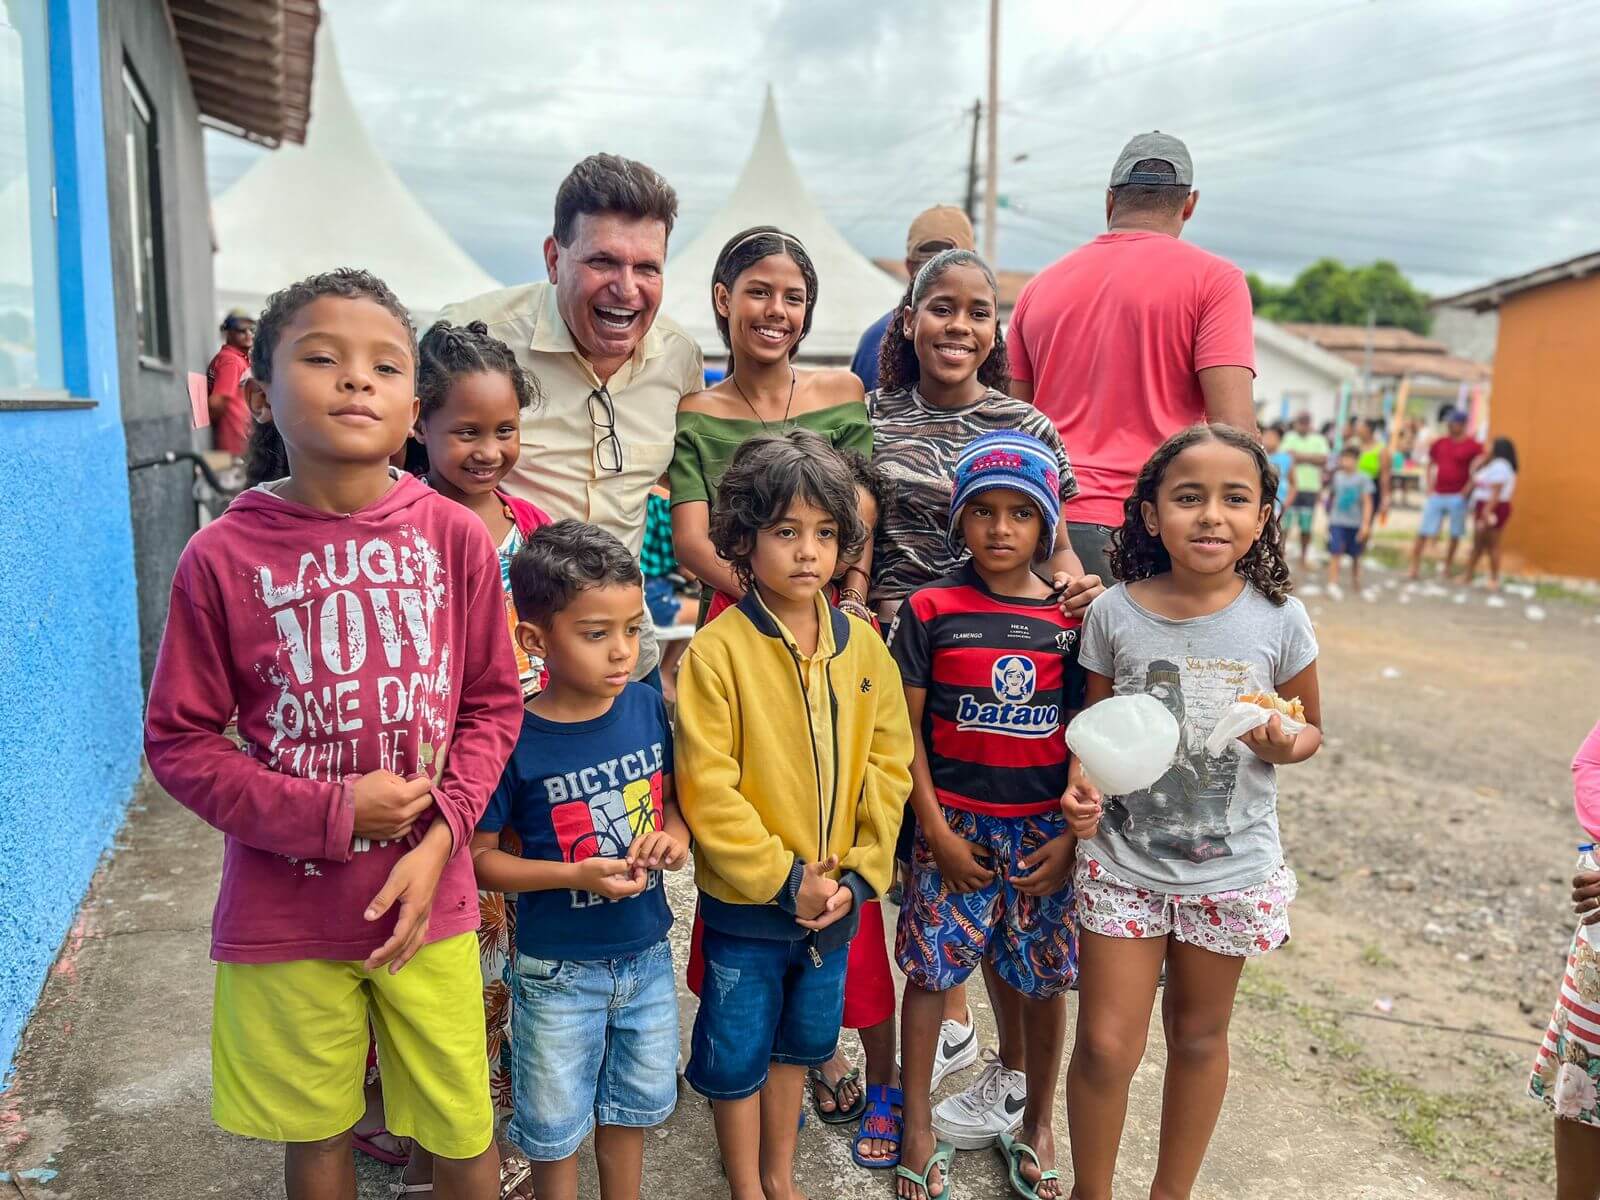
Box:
[1059,423,1323,1200]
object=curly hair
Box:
[1107,424,1293,605]
[876,248,1010,396]
[711,226,818,369]
[403,320,542,475]
[709,430,868,592]
[243,268,416,487]
[509,519,642,624]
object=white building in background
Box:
[210,24,500,324]
[661,88,904,364]
[1252,317,1359,427]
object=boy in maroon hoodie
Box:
[144,270,522,1200]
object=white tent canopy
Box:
[210,24,500,325]
[661,88,903,363]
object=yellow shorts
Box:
[211,931,491,1159]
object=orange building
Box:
[1434,251,1600,580]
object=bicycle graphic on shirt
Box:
[551,775,662,864]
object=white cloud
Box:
[206,0,1600,298]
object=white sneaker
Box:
[930,1049,1026,1150]
[896,1008,980,1089]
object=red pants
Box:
[686,898,896,1029]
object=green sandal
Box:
[995,1131,1059,1200]
[894,1140,955,1200]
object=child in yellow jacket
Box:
[676,429,913,1198]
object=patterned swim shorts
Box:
[1072,849,1296,958]
[895,806,1078,998]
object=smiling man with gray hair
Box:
[1007,131,1257,582]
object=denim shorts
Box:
[684,926,848,1101]
[1420,491,1468,539]
[644,576,684,629]
[895,806,1079,999]
[506,939,678,1161]
[1327,524,1365,558]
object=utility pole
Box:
[964,98,982,223]
[983,0,1000,261]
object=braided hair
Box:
[876,248,1010,396]
[1108,423,1293,605]
[403,320,542,475]
[243,268,415,486]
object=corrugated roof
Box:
[1430,249,1600,313]
[170,0,319,148]
[1277,322,1447,354]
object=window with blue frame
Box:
[0,0,65,396]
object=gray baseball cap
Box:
[1109,131,1194,188]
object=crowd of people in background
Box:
[158,123,1586,1200]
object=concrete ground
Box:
[0,780,1463,1199]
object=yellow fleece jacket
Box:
[675,591,913,913]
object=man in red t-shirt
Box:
[1408,408,1484,580]
[206,309,255,458]
[1007,131,1257,581]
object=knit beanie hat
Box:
[948,430,1062,556]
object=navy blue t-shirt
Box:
[850,309,894,391]
[480,683,674,961]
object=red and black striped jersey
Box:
[887,564,1083,817]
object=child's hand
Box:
[1358,523,1372,543]
[796,855,841,921]
[797,881,855,931]
[362,824,450,974]
[351,771,435,842]
[1239,714,1297,763]
[1014,833,1076,896]
[930,833,996,895]
[1574,870,1600,925]
[1061,764,1103,839]
[1051,572,1105,618]
[575,856,648,901]
[628,830,688,872]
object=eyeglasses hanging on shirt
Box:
[588,386,623,474]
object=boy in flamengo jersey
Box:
[888,430,1084,1200]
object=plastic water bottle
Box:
[1580,844,1600,949]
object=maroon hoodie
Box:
[145,472,522,963]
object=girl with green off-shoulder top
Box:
[667,225,875,624]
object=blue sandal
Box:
[851,1083,904,1169]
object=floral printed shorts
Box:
[1072,849,1297,957]
[1529,924,1600,1127]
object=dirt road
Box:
[1,561,1593,1197]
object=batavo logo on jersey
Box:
[955,654,1061,738]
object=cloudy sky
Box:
[206,0,1599,297]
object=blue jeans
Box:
[684,926,848,1101]
[506,939,678,1161]
[1420,491,1468,539]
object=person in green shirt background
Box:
[1280,411,1330,570]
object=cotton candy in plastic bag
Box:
[1065,694,1180,795]
[1203,699,1307,757]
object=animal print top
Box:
[867,386,1078,604]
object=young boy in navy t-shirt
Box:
[472,520,690,1200]
[888,431,1084,1200]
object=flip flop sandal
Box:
[894,1139,955,1200]
[498,1148,534,1199]
[806,1064,866,1124]
[388,1184,432,1197]
[995,1131,1060,1200]
[353,1126,411,1167]
[851,1083,904,1169]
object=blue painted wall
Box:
[0,0,144,1075]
